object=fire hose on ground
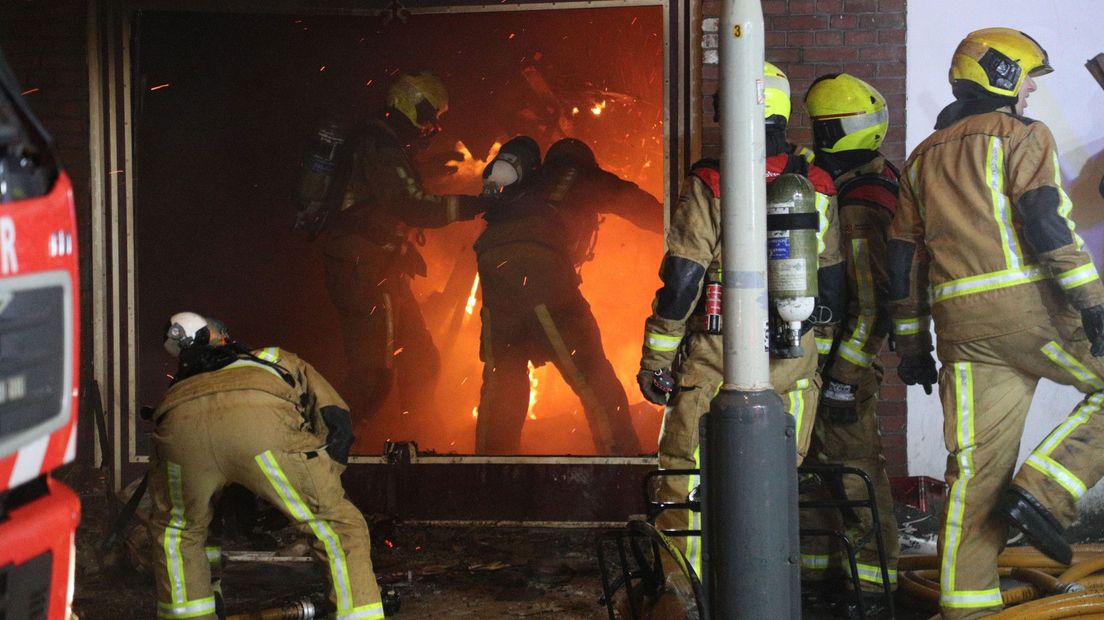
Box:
[897,545,1104,618]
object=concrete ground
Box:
[64,461,967,619]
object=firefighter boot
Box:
[1000,485,1072,565]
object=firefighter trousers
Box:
[935,312,1104,620]
[324,256,441,421]
[475,300,641,455]
[148,402,383,620]
[800,363,899,593]
[654,329,821,577]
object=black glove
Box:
[457,194,492,220]
[637,368,676,406]
[1082,304,1104,357]
[820,379,859,424]
[898,352,938,395]
[320,405,355,465]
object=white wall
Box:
[905,1,1104,513]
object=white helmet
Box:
[164,311,210,357]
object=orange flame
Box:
[445,140,502,180]
[464,274,480,316]
[527,362,539,420]
[590,100,607,116]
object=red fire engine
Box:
[0,48,81,620]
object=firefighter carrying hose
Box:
[147,312,383,620]
[800,72,901,611]
[317,71,489,425]
[473,136,662,455]
[636,62,845,575]
[888,28,1104,619]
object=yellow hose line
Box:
[989,591,1104,619]
[1059,555,1104,583]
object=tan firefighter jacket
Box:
[889,111,1104,353]
[153,347,345,445]
[641,154,842,372]
[824,154,899,387]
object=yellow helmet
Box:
[764,62,791,127]
[387,71,449,134]
[805,73,889,153]
[949,28,1052,98]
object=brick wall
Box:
[700,0,910,476]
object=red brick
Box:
[784,62,815,80]
[880,382,906,401]
[702,63,719,81]
[886,458,908,478]
[814,30,843,46]
[879,414,907,434]
[862,44,904,62]
[877,400,906,417]
[845,0,879,12]
[878,27,906,44]
[830,14,858,29]
[879,0,906,11]
[786,31,813,46]
[840,62,879,78]
[877,62,906,78]
[789,0,816,13]
[770,47,802,63]
[778,14,829,31]
[870,12,906,29]
[765,31,788,47]
[702,0,720,18]
[803,46,858,62]
[762,0,788,15]
[844,30,878,46]
[816,0,845,12]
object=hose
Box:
[898,546,1104,618]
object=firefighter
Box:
[637,62,844,575]
[147,312,383,620]
[321,71,487,424]
[473,136,662,455]
[801,72,900,606]
[889,28,1104,619]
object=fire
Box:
[527,362,539,420]
[464,274,480,316]
[472,406,479,419]
[444,140,502,180]
[590,100,607,116]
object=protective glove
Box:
[820,379,859,424]
[898,352,938,395]
[457,194,492,220]
[1082,304,1104,357]
[637,368,676,406]
[320,405,355,465]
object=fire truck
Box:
[0,48,82,620]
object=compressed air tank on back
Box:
[766,172,818,358]
[293,115,349,237]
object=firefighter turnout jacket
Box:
[640,151,840,577]
[472,161,660,454]
[148,347,384,620]
[889,109,1104,618]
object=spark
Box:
[496,260,509,268]
[108,169,124,175]
[508,32,516,39]
[319,65,327,72]
[393,347,404,356]
[402,410,409,415]
[571,106,580,115]
[522,276,528,286]
[149,83,170,91]
[461,376,468,385]
[591,100,608,116]
[365,79,374,87]
[472,406,479,419]
[384,539,394,549]
[21,87,40,96]
[464,274,480,315]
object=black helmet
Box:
[482,135,541,195]
[545,138,597,169]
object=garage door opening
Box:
[128,6,672,458]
